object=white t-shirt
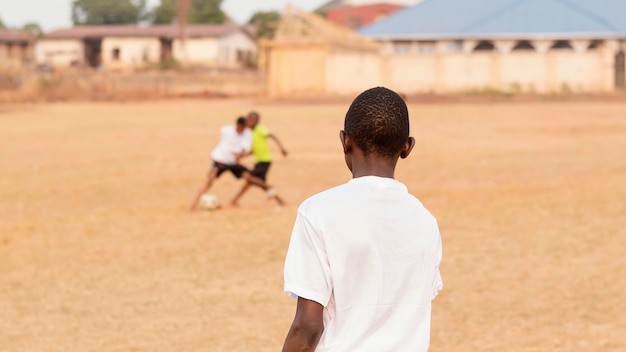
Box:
[284,176,443,352]
[210,125,252,165]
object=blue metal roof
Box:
[359,0,626,40]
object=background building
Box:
[260,6,381,97]
[36,24,257,71]
[359,0,626,93]
[0,29,34,73]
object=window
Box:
[393,41,413,55]
[473,41,496,52]
[112,48,121,61]
[550,40,573,50]
[445,40,463,53]
[418,41,436,54]
[513,40,535,51]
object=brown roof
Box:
[0,29,33,43]
[44,24,254,40]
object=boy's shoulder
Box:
[254,124,269,133]
[297,182,351,213]
[297,178,433,223]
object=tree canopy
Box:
[248,11,281,39]
[22,23,44,37]
[72,0,148,25]
[152,0,175,24]
[151,0,226,25]
[0,16,5,29]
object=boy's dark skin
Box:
[230,113,287,207]
[281,129,416,352]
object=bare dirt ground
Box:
[1,99,625,352]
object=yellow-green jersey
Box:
[251,124,272,162]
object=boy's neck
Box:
[351,155,398,179]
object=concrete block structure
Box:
[36,25,257,71]
[0,29,34,73]
[259,6,382,97]
[360,0,626,93]
[264,1,626,97]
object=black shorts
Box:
[213,161,249,179]
[250,162,271,181]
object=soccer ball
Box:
[199,193,219,210]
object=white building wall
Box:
[217,31,257,68]
[101,37,161,69]
[173,37,219,66]
[35,39,84,68]
[380,41,615,94]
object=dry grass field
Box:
[1,99,625,352]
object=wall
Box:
[217,31,257,69]
[101,37,161,70]
[326,48,381,94]
[268,45,327,96]
[172,31,257,69]
[173,37,219,66]
[1,69,267,102]
[266,38,622,97]
[381,48,614,94]
[35,39,84,68]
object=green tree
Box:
[248,11,281,39]
[22,22,44,37]
[188,0,225,24]
[151,0,225,25]
[151,0,175,24]
[72,0,148,25]
[0,16,6,29]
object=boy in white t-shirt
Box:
[282,87,443,351]
[190,117,274,211]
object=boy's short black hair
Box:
[344,87,409,157]
[236,117,247,125]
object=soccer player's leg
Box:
[190,163,220,211]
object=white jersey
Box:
[284,176,443,351]
[210,125,252,165]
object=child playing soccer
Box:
[282,87,443,351]
[189,117,274,211]
[230,111,287,207]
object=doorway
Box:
[616,50,625,89]
[84,39,102,68]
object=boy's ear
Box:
[400,137,416,159]
[339,130,352,155]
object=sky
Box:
[0,0,328,30]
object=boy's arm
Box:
[269,133,288,156]
[234,150,252,164]
[282,297,324,352]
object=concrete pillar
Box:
[605,40,621,53]
[381,41,394,55]
[435,41,448,54]
[532,40,554,54]
[494,40,515,54]
[571,40,591,53]
[463,40,477,54]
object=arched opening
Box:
[512,40,535,51]
[588,40,604,50]
[550,40,573,50]
[473,41,495,52]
